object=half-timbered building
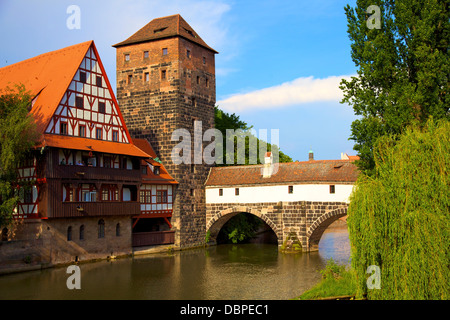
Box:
[0,40,177,265]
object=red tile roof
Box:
[0,41,147,159]
[40,134,150,158]
[205,160,359,187]
[112,14,218,53]
[132,138,178,185]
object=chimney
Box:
[309,149,314,161]
[263,152,273,178]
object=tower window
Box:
[206,77,209,88]
[144,72,149,82]
[128,74,133,84]
[196,76,200,84]
[144,51,149,59]
[186,50,191,58]
[203,57,206,64]
[161,70,166,80]
[162,48,168,55]
[124,54,130,62]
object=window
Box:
[219,189,223,196]
[98,101,106,114]
[103,156,111,168]
[23,188,33,204]
[60,122,68,135]
[162,48,168,55]
[80,185,97,202]
[203,57,206,64]
[330,185,335,194]
[161,70,166,80]
[112,130,119,142]
[186,50,191,58]
[79,72,86,83]
[206,77,209,88]
[79,125,86,137]
[128,74,133,84]
[192,97,197,107]
[156,190,168,203]
[102,185,119,201]
[288,186,294,194]
[124,53,130,62]
[67,226,72,241]
[144,51,149,59]
[98,219,105,239]
[96,128,102,140]
[144,72,149,82]
[190,189,194,197]
[96,75,102,87]
[196,76,200,85]
[154,166,160,175]
[140,190,151,204]
[116,223,121,237]
[75,96,84,109]
[235,188,239,196]
[79,225,85,240]
[63,184,74,202]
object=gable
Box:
[44,44,130,144]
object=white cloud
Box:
[217,75,355,113]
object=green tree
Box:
[347,119,449,299]
[214,106,293,166]
[0,84,39,227]
[340,0,449,174]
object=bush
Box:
[348,119,449,299]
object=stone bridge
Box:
[206,201,348,252]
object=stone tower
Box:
[113,14,217,248]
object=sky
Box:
[0,0,359,162]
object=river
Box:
[0,224,350,300]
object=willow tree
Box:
[340,0,449,174]
[0,84,39,227]
[348,119,449,299]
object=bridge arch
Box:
[306,207,347,251]
[206,206,281,245]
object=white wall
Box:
[206,183,355,204]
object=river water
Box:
[0,225,350,300]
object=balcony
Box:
[55,201,140,218]
[49,164,141,183]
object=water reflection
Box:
[0,225,350,300]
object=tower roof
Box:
[112,14,218,53]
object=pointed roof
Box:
[0,41,150,159]
[113,14,218,53]
[0,41,93,135]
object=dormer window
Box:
[154,27,167,34]
[154,166,160,175]
[183,27,195,37]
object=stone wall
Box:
[206,201,348,251]
[116,37,216,249]
[0,216,133,272]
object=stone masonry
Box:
[114,16,217,248]
[206,201,348,252]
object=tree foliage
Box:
[340,0,449,174]
[347,119,449,299]
[214,106,293,165]
[217,213,262,244]
[0,84,39,227]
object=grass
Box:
[294,259,357,300]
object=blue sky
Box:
[0,0,358,162]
